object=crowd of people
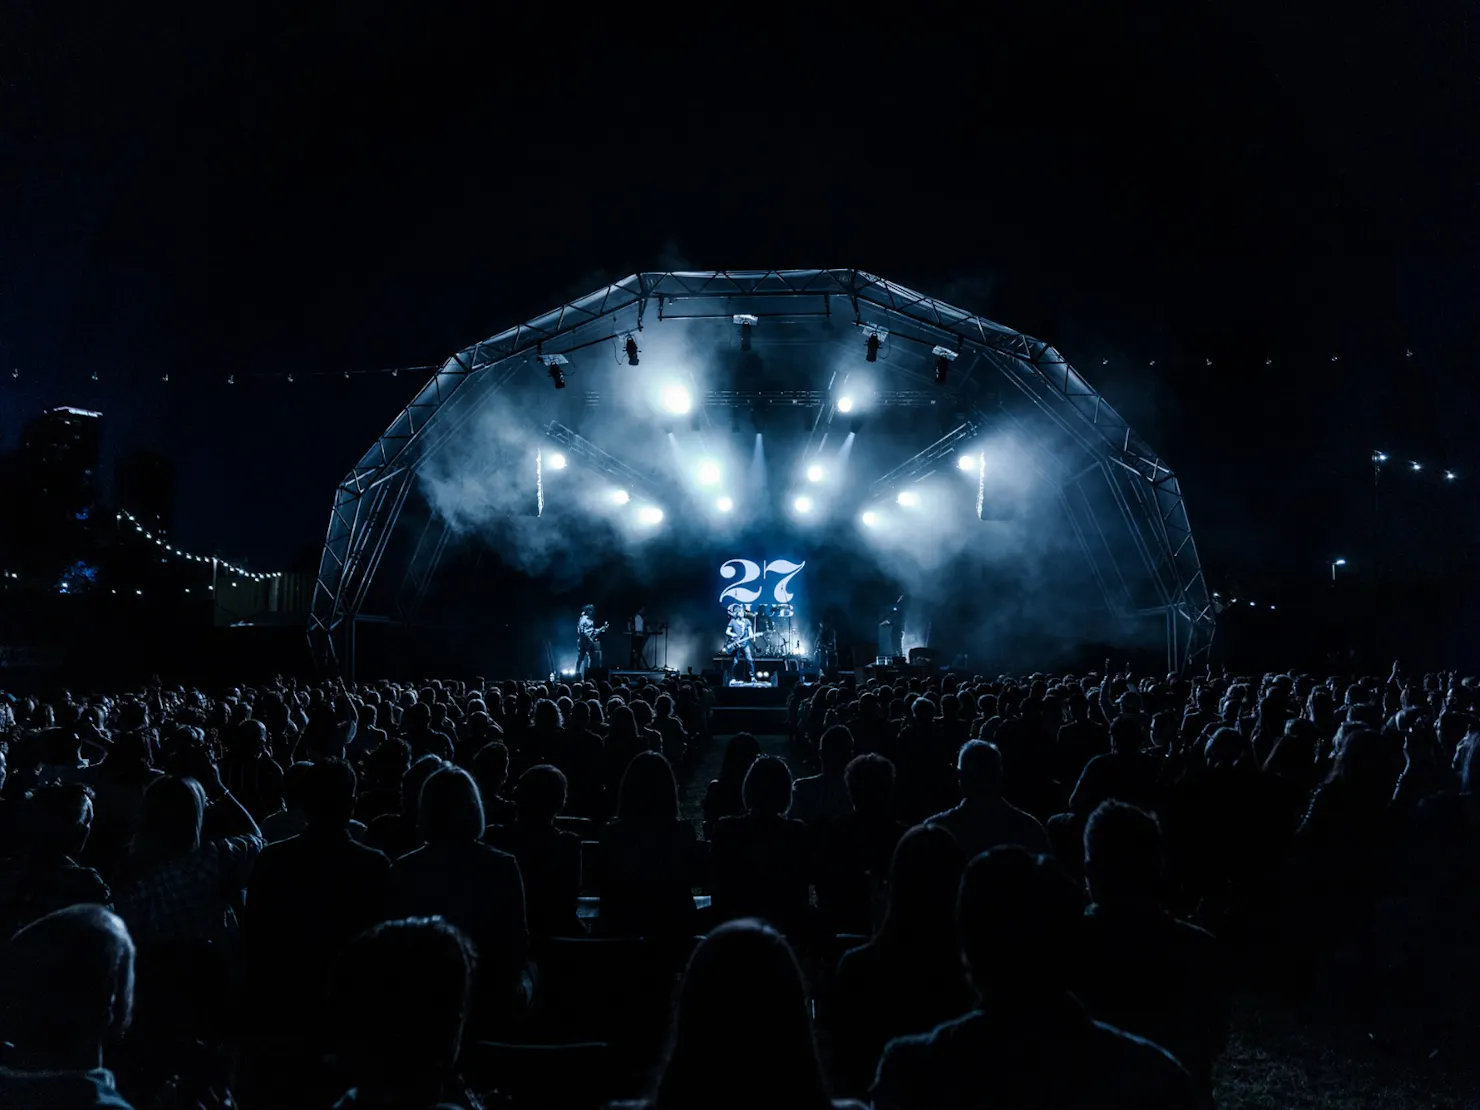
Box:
[0,660,1475,1108]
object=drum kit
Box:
[739,603,796,657]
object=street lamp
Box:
[1331,557,1347,582]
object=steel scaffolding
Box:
[310,270,1214,674]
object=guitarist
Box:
[723,603,756,684]
[576,604,609,680]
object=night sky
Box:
[5,5,1476,595]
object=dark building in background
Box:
[6,407,103,584]
[19,406,103,517]
[113,449,176,534]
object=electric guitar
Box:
[722,629,755,655]
[580,621,610,650]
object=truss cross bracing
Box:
[311,270,1214,674]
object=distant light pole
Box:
[1331,557,1347,582]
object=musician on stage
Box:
[724,604,755,684]
[577,604,607,680]
[629,606,649,668]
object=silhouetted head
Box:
[515,764,567,826]
[957,740,1004,801]
[0,905,135,1069]
[1084,800,1164,906]
[331,917,475,1100]
[618,751,680,821]
[402,754,449,820]
[419,766,485,844]
[26,782,95,858]
[879,823,967,948]
[132,775,204,866]
[718,732,761,786]
[844,753,894,817]
[742,755,793,816]
[653,919,831,1110]
[1108,714,1145,753]
[818,725,854,775]
[958,847,1081,998]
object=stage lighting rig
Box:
[932,345,958,385]
[624,336,640,366]
[862,325,888,363]
[540,353,569,389]
[734,314,758,352]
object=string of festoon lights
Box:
[0,343,1441,387]
[116,510,281,582]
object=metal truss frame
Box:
[311,270,1214,674]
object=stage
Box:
[314,270,1215,680]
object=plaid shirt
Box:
[114,834,263,944]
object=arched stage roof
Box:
[310,270,1215,674]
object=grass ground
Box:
[1215,999,1476,1109]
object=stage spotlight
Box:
[716,495,734,513]
[957,453,978,472]
[542,353,569,390]
[547,451,568,470]
[865,334,880,362]
[861,510,880,527]
[697,459,722,486]
[806,463,825,483]
[897,489,919,507]
[625,336,639,366]
[637,505,664,525]
[794,495,814,514]
[661,383,692,414]
[612,489,631,505]
[837,396,854,413]
[932,345,959,385]
[734,314,758,352]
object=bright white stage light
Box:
[611,489,631,505]
[897,490,919,507]
[637,505,664,525]
[861,510,880,527]
[794,495,814,514]
[716,495,734,513]
[697,459,722,486]
[837,396,854,413]
[547,451,568,470]
[957,453,978,472]
[806,463,825,483]
[661,383,692,414]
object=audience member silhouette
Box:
[0,783,111,938]
[608,918,865,1110]
[243,758,390,1085]
[597,752,698,941]
[486,763,583,940]
[790,725,855,827]
[389,766,530,1033]
[327,916,476,1110]
[0,904,137,1110]
[365,754,448,861]
[113,773,262,946]
[926,739,1050,857]
[872,846,1197,1109]
[710,756,812,937]
[828,824,975,1096]
[702,732,759,840]
[1076,800,1230,1098]
[815,754,907,935]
